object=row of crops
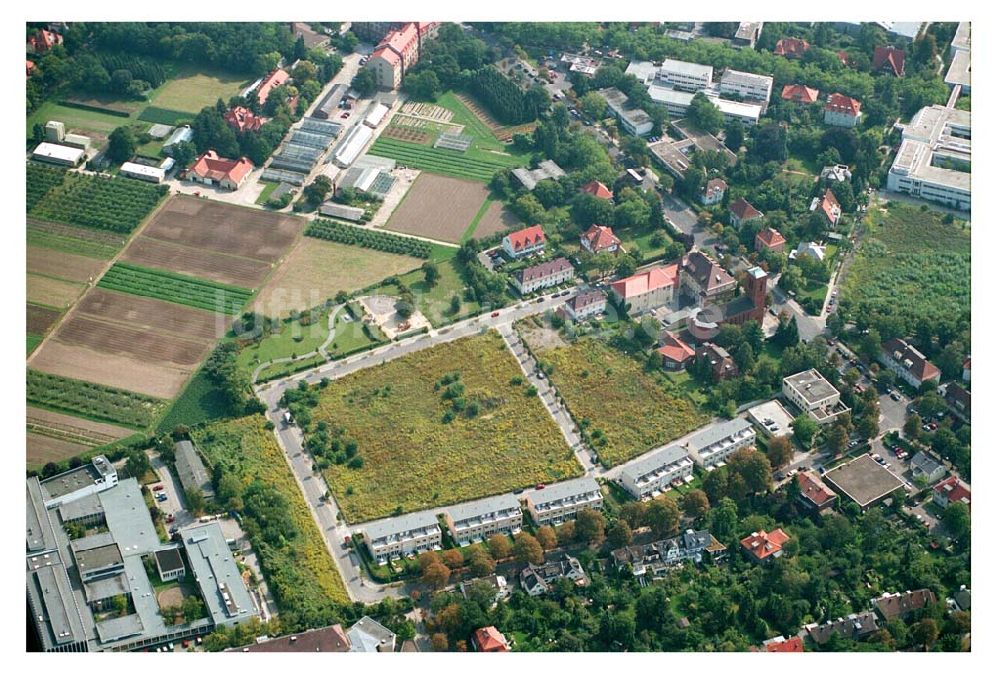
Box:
[306,219,431,258]
[27,163,167,234]
[369,138,509,182]
[27,369,166,429]
[98,262,253,313]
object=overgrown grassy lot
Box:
[841,202,970,334]
[294,331,580,522]
[192,415,350,627]
[27,369,166,429]
[369,255,484,327]
[98,262,253,313]
[534,336,710,467]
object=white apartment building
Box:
[619,445,695,499]
[946,22,971,94]
[886,105,970,211]
[658,58,713,92]
[523,477,603,526]
[647,85,760,126]
[445,495,523,546]
[513,257,574,295]
[709,94,762,127]
[719,68,773,108]
[685,418,756,467]
[782,369,850,424]
[363,512,442,564]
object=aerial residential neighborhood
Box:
[24,15,972,657]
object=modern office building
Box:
[886,105,971,211]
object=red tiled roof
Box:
[756,227,786,248]
[781,84,819,104]
[764,636,804,652]
[28,29,63,53]
[505,225,546,252]
[189,150,254,185]
[657,331,695,363]
[610,264,678,300]
[836,50,850,66]
[417,22,440,36]
[826,93,861,116]
[873,46,906,77]
[774,38,810,58]
[730,197,763,221]
[817,188,841,224]
[741,528,789,561]
[581,180,613,200]
[26,59,35,77]
[224,106,266,133]
[934,476,971,507]
[473,626,509,652]
[380,23,419,58]
[798,472,836,507]
[371,45,401,67]
[257,68,290,106]
[581,224,621,252]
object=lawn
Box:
[27,335,43,355]
[237,308,334,375]
[191,415,350,621]
[155,368,243,434]
[533,336,710,467]
[841,201,970,334]
[370,256,484,327]
[27,101,131,139]
[292,331,581,522]
[150,67,249,114]
[255,181,280,205]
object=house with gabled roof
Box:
[256,68,290,107]
[873,46,906,77]
[186,151,254,191]
[910,451,947,485]
[762,635,804,652]
[580,224,621,255]
[513,257,574,295]
[520,554,587,596]
[694,343,739,383]
[562,289,607,322]
[580,180,613,200]
[871,590,937,621]
[879,338,941,388]
[933,476,971,509]
[774,38,810,58]
[740,528,790,563]
[939,381,970,423]
[609,264,678,315]
[803,612,879,646]
[729,197,763,227]
[825,93,862,127]
[27,28,63,54]
[798,471,838,511]
[755,227,786,253]
[502,224,546,259]
[781,84,820,104]
[224,106,265,134]
[657,331,695,371]
[810,188,842,226]
[680,250,737,303]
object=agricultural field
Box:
[26,369,167,430]
[841,202,971,334]
[98,263,253,313]
[27,163,167,234]
[28,220,124,260]
[26,275,85,309]
[292,331,580,522]
[369,138,517,182]
[121,236,274,289]
[26,433,91,469]
[470,199,522,239]
[139,195,305,265]
[27,246,107,284]
[532,335,710,467]
[30,287,222,399]
[253,238,423,318]
[305,220,432,258]
[191,415,350,622]
[383,174,491,243]
[27,405,137,467]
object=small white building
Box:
[154,548,186,582]
[363,102,390,129]
[824,93,862,128]
[658,58,713,92]
[719,68,773,108]
[746,400,796,439]
[120,162,165,183]
[782,369,849,425]
[32,142,85,167]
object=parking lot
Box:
[148,452,193,531]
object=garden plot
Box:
[27,275,85,309]
[27,247,107,283]
[472,200,522,239]
[140,195,305,263]
[26,433,91,468]
[121,236,274,289]
[399,101,454,122]
[27,304,61,336]
[383,173,490,243]
[289,331,581,522]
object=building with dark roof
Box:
[694,343,738,382]
[520,554,587,596]
[612,530,725,578]
[823,455,905,509]
[873,45,906,77]
[879,338,941,388]
[512,257,574,295]
[174,440,215,501]
[803,612,879,646]
[234,624,350,652]
[871,590,937,621]
[563,289,607,321]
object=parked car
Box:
[165,515,175,523]
[153,484,164,491]
[157,495,168,503]
[491,311,500,317]
[535,483,546,490]
[169,526,179,534]
[340,111,350,118]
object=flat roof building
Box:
[886,105,970,211]
[823,455,906,509]
[348,616,396,652]
[32,142,85,167]
[180,524,255,628]
[598,87,653,137]
[685,417,756,467]
[618,445,695,500]
[523,477,603,526]
[658,58,713,92]
[782,369,850,425]
[719,68,773,106]
[362,511,441,564]
[445,494,523,546]
[746,399,796,439]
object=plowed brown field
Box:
[121,236,273,289]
